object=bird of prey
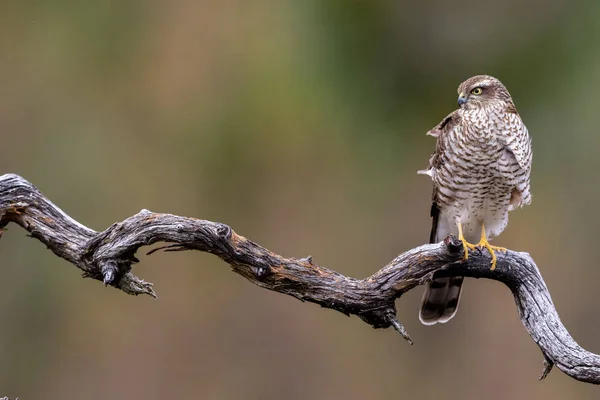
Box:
[418,75,532,325]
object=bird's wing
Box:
[501,109,532,172]
[426,110,461,139]
[426,110,461,243]
[500,108,533,209]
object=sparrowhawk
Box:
[418,75,532,325]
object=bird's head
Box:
[456,75,513,110]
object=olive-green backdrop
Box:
[1,1,598,399]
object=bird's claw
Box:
[460,237,477,260]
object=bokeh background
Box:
[1,1,599,399]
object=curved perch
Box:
[0,173,598,383]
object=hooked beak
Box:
[458,92,467,106]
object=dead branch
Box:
[0,173,598,383]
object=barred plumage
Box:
[418,75,532,325]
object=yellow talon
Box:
[474,223,506,271]
[457,222,477,260]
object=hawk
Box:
[418,75,532,325]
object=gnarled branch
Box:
[0,173,598,383]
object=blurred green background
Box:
[1,0,599,399]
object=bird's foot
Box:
[457,222,477,260]
[475,238,506,271]
[459,237,478,260]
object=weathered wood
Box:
[0,173,598,383]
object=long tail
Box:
[419,203,463,325]
[419,276,463,325]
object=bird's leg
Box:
[457,222,477,260]
[474,223,507,271]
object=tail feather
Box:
[420,199,463,325]
[419,277,463,325]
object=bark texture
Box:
[0,173,598,383]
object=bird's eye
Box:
[471,87,483,95]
